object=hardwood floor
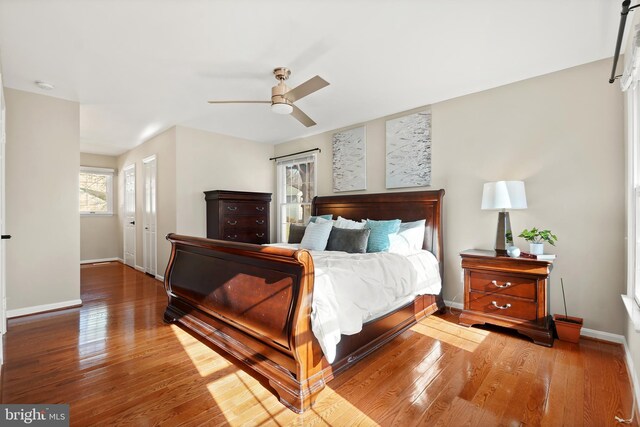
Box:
[1,261,637,426]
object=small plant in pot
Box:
[518,227,558,255]
[554,278,583,343]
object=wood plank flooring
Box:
[0,262,637,426]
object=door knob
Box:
[129,221,135,225]
[1,235,11,239]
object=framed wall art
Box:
[332,126,366,192]
[385,110,431,189]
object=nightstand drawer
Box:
[469,271,536,300]
[468,292,537,321]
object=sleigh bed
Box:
[163,190,445,413]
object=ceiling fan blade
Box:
[290,104,316,127]
[207,100,270,104]
[285,76,329,102]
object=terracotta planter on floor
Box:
[553,314,583,343]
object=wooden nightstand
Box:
[459,249,554,346]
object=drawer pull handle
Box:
[491,301,512,310]
[256,206,265,212]
[256,219,265,225]
[227,206,238,211]
[491,280,512,288]
[226,235,238,240]
[227,220,237,225]
[256,233,265,237]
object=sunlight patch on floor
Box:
[170,324,233,377]
[412,315,488,352]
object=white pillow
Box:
[315,216,334,225]
[334,216,365,230]
[300,221,333,251]
[389,219,426,253]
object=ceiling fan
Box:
[208,67,329,127]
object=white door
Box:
[123,164,136,268]
[142,156,157,277]
[0,76,6,363]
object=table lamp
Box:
[481,181,527,255]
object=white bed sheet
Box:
[266,244,442,363]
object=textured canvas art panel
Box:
[385,110,431,189]
[332,126,366,192]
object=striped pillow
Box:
[300,221,333,251]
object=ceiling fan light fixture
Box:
[271,102,293,115]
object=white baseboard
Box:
[135,265,144,272]
[155,274,164,282]
[7,299,83,318]
[444,299,463,310]
[117,258,124,264]
[80,257,119,265]
[580,327,625,343]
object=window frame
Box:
[276,153,317,243]
[79,166,115,216]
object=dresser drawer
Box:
[222,201,268,216]
[468,292,537,321]
[222,215,268,230]
[223,230,268,244]
[469,271,536,300]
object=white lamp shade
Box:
[481,181,527,210]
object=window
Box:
[276,153,317,242]
[79,166,114,215]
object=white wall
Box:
[117,127,176,276]
[4,88,80,312]
[275,58,625,335]
[80,153,119,262]
[175,126,275,239]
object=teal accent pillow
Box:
[308,214,333,224]
[300,221,333,251]
[365,219,401,253]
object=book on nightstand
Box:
[520,252,556,260]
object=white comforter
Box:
[267,244,442,363]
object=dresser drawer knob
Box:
[226,234,238,240]
[227,206,238,211]
[227,220,237,225]
[256,233,265,238]
[256,206,265,212]
[256,219,265,225]
[491,280,512,288]
[491,301,512,310]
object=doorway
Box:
[123,164,136,269]
[142,156,157,277]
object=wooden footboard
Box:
[163,233,324,412]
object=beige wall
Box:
[275,58,625,335]
[175,126,275,238]
[80,153,119,262]
[117,127,176,275]
[5,88,81,311]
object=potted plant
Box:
[518,227,558,255]
[553,278,583,343]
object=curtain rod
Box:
[609,0,640,83]
[269,147,321,161]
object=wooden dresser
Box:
[204,190,271,244]
[459,249,554,346]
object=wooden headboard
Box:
[312,190,445,278]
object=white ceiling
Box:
[0,0,621,155]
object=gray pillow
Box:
[326,227,371,253]
[288,224,307,244]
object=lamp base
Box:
[495,211,513,255]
